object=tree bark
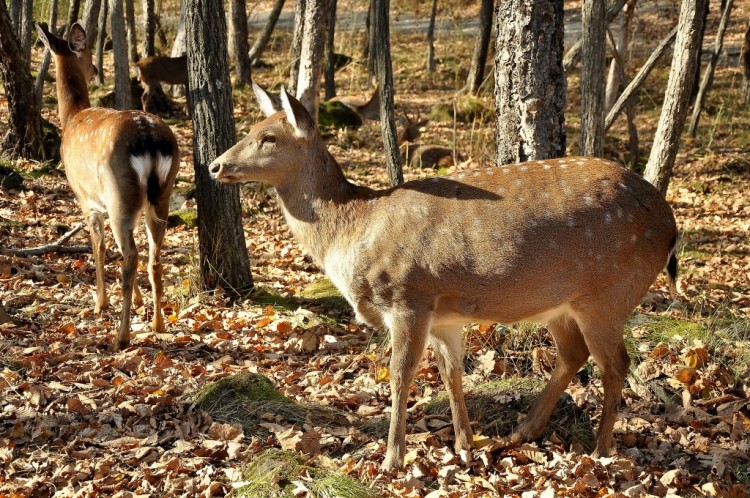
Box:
[295,0,329,124]
[644,0,708,195]
[466,0,493,95]
[425,0,437,72]
[95,0,107,85]
[605,26,677,131]
[110,0,133,109]
[65,0,81,35]
[186,0,253,297]
[563,0,626,72]
[0,0,47,160]
[688,0,733,138]
[82,0,102,48]
[323,0,337,100]
[171,0,187,57]
[9,0,21,34]
[248,0,285,66]
[495,0,566,165]
[742,15,750,104]
[229,0,251,86]
[142,0,156,57]
[34,0,59,107]
[124,0,138,62]
[606,28,638,167]
[367,0,376,82]
[580,0,606,157]
[374,0,402,186]
[288,0,304,95]
[19,0,32,64]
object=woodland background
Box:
[1,0,750,496]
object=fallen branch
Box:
[1,223,92,256]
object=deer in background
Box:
[329,84,380,120]
[210,84,678,471]
[37,23,180,351]
[136,55,189,115]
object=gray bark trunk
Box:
[229,0,251,86]
[580,0,606,157]
[323,0,337,100]
[248,0,285,66]
[110,0,133,109]
[19,0,32,63]
[142,0,156,57]
[82,0,102,49]
[374,0,402,186]
[125,0,138,62]
[563,0,626,72]
[65,0,81,34]
[34,0,59,106]
[425,0,437,72]
[604,0,635,111]
[295,0,329,124]
[0,0,47,160]
[9,0,21,34]
[644,0,708,195]
[688,0,733,137]
[605,28,638,167]
[743,15,750,104]
[95,0,107,85]
[367,0,376,82]
[288,0,304,95]
[171,0,187,57]
[186,0,253,297]
[495,0,566,165]
[466,0,492,95]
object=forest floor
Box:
[1,1,750,497]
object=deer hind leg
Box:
[576,314,630,457]
[86,211,108,313]
[109,215,139,351]
[513,313,590,443]
[382,309,431,472]
[144,203,168,334]
[429,324,473,455]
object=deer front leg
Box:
[86,212,108,313]
[382,310,430,473]
[429,325,473,456]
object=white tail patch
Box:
[130,154,151,186]
[156,154,173,184]
[131,153,173,186]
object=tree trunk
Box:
[186,0,253,297]
[82,0,102,48]
[19,0,32,63]
[110,0,133,109]
[689,0,709,104]
[229,0,251,87]
[742,16,750,104]
[142,0,156,57]
[9,0,21,34]
[495,0,566,165]
[34,0,59,107]
[606,28,638,168]
[95,0,107,85]
[125,0,138,62]
[171,0,187,57]
[65,0,81,34]
[0,0,47,160]
[295,0,329,124]
[374,0,402,186]
[323,0,337,100]
[288,0,304,95]
[643,0,708,195]
[425,0,437,72]
[688,0,733,138]
[248,0,285,66]
[367,0,376,82]
[580,0,606,157]
[563,0,626,72]
[604,0,635,111]
[466,0,492,95]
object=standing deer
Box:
[37,23,180,351]
[135,55,189,115]
[210,84,679,471]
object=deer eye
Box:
[260,135,276,146]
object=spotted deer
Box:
[210,84,679,471]
[37,23,180,351]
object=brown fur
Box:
[135,55,189,114]
[37,23,180,351]
[210,85,679,471]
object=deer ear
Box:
[280,86,314,139]
[252,82,278,117]
[68,23,87,55]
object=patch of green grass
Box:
[730,463,750,484]
[0,216,28,229]
[424,376,595,450]
[22,161,62,179]
[299,278,349,310]
[236,449,375,498]
[251,287,302,313]
[167,209,198,228]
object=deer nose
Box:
[209,161,222,176]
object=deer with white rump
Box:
[210,84,679,471]
[37,23,180,351]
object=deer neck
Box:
[274,139,371,266]
[55,57,91,129]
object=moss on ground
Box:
[167,209,198,228]
[299,278,348,310]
